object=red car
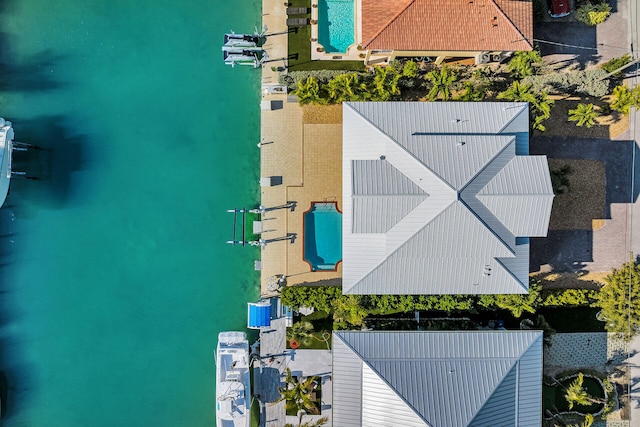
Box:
[548,0,572,18]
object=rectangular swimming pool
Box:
[318,0,355,54]
[303,202,342,271]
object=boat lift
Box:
[226,208,248,246]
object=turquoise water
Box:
[318,0,355,54]
[303,203,342,270]
[0,1,261,426]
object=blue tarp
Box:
[247,302,271,329]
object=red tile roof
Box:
[362,0,533,52]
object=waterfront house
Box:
[332,330,543,426]
[360,0,533,65]
[342,102,554,295]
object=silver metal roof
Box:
[332,331,543,427]
[342,102,554,294]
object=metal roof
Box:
[342,102,553,294]
[332,331,543,427]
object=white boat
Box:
[223,32,265,49]
[0,118,14,207]
[222,47,268,68]
[216,331,251,427]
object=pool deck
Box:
[258,101,343,293]
[258,0,345,295]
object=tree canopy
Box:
[593,259,640,338]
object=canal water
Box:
[0,1,261,425]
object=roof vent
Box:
[457,141,465,146]
[492,16,498,27]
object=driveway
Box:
[530,137,637,273]
[535,0,629,67]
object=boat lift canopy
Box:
[247,301,271,329]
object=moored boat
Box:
[223,32,265,49]
[222,47,267,68]
[0,118,14,208]
[216,331,251,427]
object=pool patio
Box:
[310,0,362,61]
[259,103,343,294]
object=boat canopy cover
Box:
[247,302,271,329]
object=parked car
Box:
[548,0,572,18]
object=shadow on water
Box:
[0,30,66,93]
[0,206,35,420]
[8,115,86,214]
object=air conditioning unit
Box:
[491,54,503,63]
[475,52,490,65]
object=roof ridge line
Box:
[363,0,416,49]
[466,360,520,426]
[495,256,529,291]
[496,102,529,134]
[490,0,534,49]
[334,331,427,422]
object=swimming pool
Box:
[318,0,355,54]
[303,202,342,271]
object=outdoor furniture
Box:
[286,7,310,15]
[286,18,309,27]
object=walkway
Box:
[254,317,287,427]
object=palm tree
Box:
[333,294,368,329]
[287,321,315,347]
[425,67,457,101]
[497,81,536,103]
[497,82,553,131]
[609,85,636,114]
[370,67,401,101]
[278,368,320,427]
[564,373,605,409]
[568,103,600,127]
[456,81,486,101]
[285,417,329,427]
[507,50,542,79]
[294,76,326,105]
[556,414,594,427]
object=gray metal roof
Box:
[342,102,554,294]
[332,331,543,427]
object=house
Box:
[360,0,533,65]
[342,102,554,295]
[332,330,543,427]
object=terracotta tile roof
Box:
[362,0,533,52]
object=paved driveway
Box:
[530,137,637,273]
[535,0,629,67]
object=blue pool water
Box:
[318,0,355,53]
[303,203,342,270]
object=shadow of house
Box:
[529,137,637,273]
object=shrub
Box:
[521,69,610,97]
[279,70,369,89]
[576,2,612,26]
[550,164,572,195]
[601,54,632,76]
